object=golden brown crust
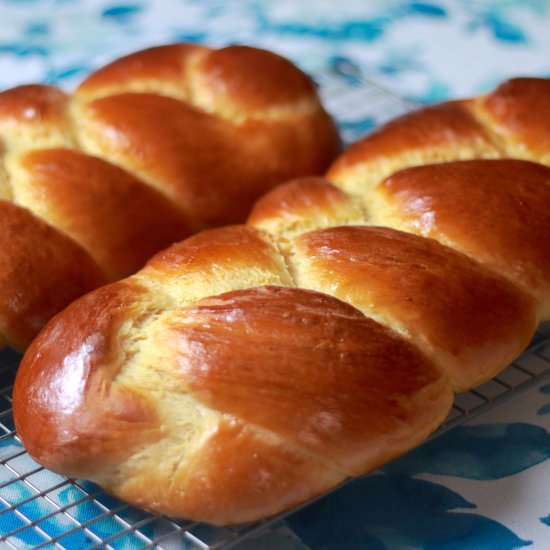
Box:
[14,282,451,524]
[12,201,545,523]
[123,417,343,525]
[374,160,550,314]
[13,77,550,526]
[76,92,339,227]
[0,200,106,349]
[13,279,161,473]
[249,177,363,229]
[247,177,369,257]
[140,225,293,300]
[15,148,192,279]
[163,286,449,475]
[71,44,340,228]
[0,85,74,149]
[292,226,536,391]
[477,77,550,162]
[188,45,317,114]
[328,78,550,194]
[75,44,318,113]
[0,84,68,126]
[76,92,232,225]
[0,43,339,348]
[76,44,204,100]
[327,101,501,194]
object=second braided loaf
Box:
[0,43,339,349]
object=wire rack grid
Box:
[1,68,550,550]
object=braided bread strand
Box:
[13,78,550,525]
[0,44,340,349]
[328,77,550,193]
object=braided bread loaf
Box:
[13,78,550,525]
[0,43,340,349]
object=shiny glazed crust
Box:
[13,77,550,524]
[0,43,340,349]
[327,77,550,191]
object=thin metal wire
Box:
[9,478,106,548]
[0,73,549,549]
[29,498,131,549]
[0,484,101,536]
[83,516,159,549]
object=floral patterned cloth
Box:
[1,1,550,548]
[1,0,550,102]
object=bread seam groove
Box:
[0,143,14,200]
[462,99,511,157]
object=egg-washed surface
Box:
[3,336,550,548]
[4,67,550,549]
[13,77,550,527]
[0,43,340,350]
[4,1,550,547]
[12,227,453,525]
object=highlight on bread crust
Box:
[13,77,550,525]
[0,43,340,350]
[13,228,454,525]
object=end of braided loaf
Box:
[0,43,340,349]
[13,77,550,524]
[328,77,550,193]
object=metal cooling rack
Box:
[1,70,550,549]
[316,57,417,145]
